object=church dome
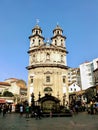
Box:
[33,24,42,31]
[53,25,63,33]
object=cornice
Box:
[51,35,66,40]
[27,46,68,54]
[29,34,45,40]
[26,64,69,70]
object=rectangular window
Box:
[31,78,33,83]
[46,76,50,82]
[88,73,91,76]
[63,76,66,83]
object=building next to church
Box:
[68,68,81,88]
[80,58,98,90]
[93,60,98,96]
[0,78,27,104]
[26,24,69,110]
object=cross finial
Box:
[57,22,59,26]
[36,19,39,25]
[46,38,50,43]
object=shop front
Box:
[0,99,6,104]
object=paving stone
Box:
[0,112,98,130]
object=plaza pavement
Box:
[0,112,98,130]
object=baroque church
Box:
[26,24,69,111]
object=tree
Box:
[85,88,95,103]
[3,91,14,97]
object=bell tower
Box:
[51,25,66,48]
[29,24,45,47]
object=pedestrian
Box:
[35,106,41,119]
[0,104,2,115]
[2,104,7,117]
[37,107,41,119]
[19,105,24,117]
[25,105,29,118]
[9,104,12,113]
[50,110,52,118]
[75,104,79,114]
[12,104,15,112]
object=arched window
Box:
[31,78,33,83]
[61,55,64,62]
[30,76,34,83]
[32,54,35,62]
[63,76,66,83]
[44,87,52,92]
[57,31,59,34]
[33,39,35,43]
[44,87,52,95]
[31,39,35,46]
[55,40,57,45]
[61,39,63,46]
[36,30,38,34]
[39,40,40,45]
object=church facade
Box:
[26,24,69,110]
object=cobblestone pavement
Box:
[0,112,98,130]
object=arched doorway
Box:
[39,95,60,113]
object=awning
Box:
[6,100,13,103]
[0,99,6,103]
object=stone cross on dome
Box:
[57,22,59,26]
[36,19,40,25]
[46,38,50,43]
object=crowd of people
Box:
[0,103,31,118]
[0,103,43,119]
[0,103,13,116]
[69,100,98,115]
[18,104,43,119]
[0,101,98,119]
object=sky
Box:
[0,0,98,83]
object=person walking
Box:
[75,104,79,114]
[35,106,41,119]
[25,105,29,118]
[2,104,7,117]
[9,104,12,113]
[50,110,52,118]
[19,105,24,117]
[0,104,2,115]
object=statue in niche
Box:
[46,53,50,60]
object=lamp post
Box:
[63,93,66,107]
[31,92,35,110]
